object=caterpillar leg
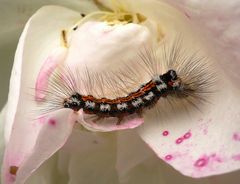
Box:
[92,116,103,124]
[116,116,124,125]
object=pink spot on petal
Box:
[162,131,169,136]
[232,154,240,161]
[215,157,223,163]
[210,153,216,157]
[203,128,208,135]
[165,154,173,161]
[183,132,192,139]
[233,132,240,141]
[194,156,209,167]
[48,119,57,126]
[176,138,183,144]
[210,154,223,163]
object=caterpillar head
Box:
[63,93,83,111]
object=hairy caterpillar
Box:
[36,37,215,125]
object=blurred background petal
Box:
[168,0,240,82]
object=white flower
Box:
[1,0,240,184]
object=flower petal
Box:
[96,0,240,178]
[79,110,144,132]
[138,81,240,177]
[23,153,59,184]
[56,129,119,184]
[35,47,67,102]
[116,130,212,184]
[14,109,77,184]
[2,6,83,184]
[0,105,7,167]
[24,129,115,184]
[169,0,240,84]
[116,130,157,180]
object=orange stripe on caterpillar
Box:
[63,70,182,119]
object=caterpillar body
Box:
[64,70,182,117]
[36,38,215,125]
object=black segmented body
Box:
[63,70,182,118]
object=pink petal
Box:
[0,106,7,166]
[3,109,77,184]
[78,110,144,132]
[169,0,240,84]
[2,6,82,184]
[138,84,240,177]
[35,47,67,102]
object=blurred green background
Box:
[0,33,19,109]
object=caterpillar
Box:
[36,37,215,125]
[63,70,180,119]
